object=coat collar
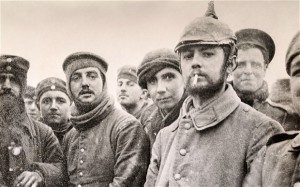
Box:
[171,84,241,132]
[291,133,300,152]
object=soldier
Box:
[24,85,40,120]
[62,52,150,187]
[35,77,73,144]
[0,55,65,187]
[243,31,300,187]
[145,2,283,186]
[231,28,298,130]
[137,48,187,148]
[116,65,153,120]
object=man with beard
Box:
[24,85,41,120]
[231,28,299,130]
[35,77,73,144]
[243,31,300,187]
[62,52,149,187]
[0,55,65,187]
[145,2,283,187]
[116,65,152,120]
[137,48,187,148]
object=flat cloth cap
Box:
[286,31,300,76]
[117,65,138,83]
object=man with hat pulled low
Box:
[116,65,153,120]
[24,85,41,120]
[137,48,187,148]
[62,52,149,187]
[231,28,298,130]
[243,31,300,187]
[145,2,283,186]
[0,55,65,187]
[35,77,73,144]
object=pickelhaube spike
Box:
[205,1,218,19]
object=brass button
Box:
[174,173,181,180]
[80,148,85,153]
[179,149,187,156]
[184,123,191,129]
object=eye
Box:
[88,72,98,80]
[117,81,122,87]
[251,62,263,69]
[57,98,66,104]
[236,61,246,69]
[182,52,193,60]
[147,77,157,85]
[162,73,175,81]
[71,74,80,81]
[128,81,135,87]
[202,52,214,58]
[42,98,51,105]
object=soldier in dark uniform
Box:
[116,65,153,120]
[137,48,187,148]
[0,55,65,187]
[24,85,41,120]
[243,31,300,187]
[35,77,73,144]
[231,28,299,130]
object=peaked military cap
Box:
[236,28,275,64]
[117,65,138,83]
[0,55,30,95]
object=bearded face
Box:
[0,92,25,125]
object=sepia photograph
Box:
[0,0,300,186]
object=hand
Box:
[13,171,43,187]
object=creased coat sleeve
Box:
[246,120,283,170]
[110,119,150,187]
[144,130,162,187]
[31,128,66,187]
[243,146,266,187]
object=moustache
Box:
[79,89,94,95]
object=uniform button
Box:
[77,185,82,187]
[179,149,187,156]
[184,123,191,129]
[80,148,85,153]
[80,160,84,164]
[79,172,83,176]
[174,173,181,180]
[9,168,13,171]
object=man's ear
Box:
[140,89,149,100]
[226,55,237,74]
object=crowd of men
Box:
[0,2,300,187]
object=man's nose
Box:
[3,77,12,90]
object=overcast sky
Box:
[1,1,299,99]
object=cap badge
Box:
[50,79,56,84]
[51,85,56,90]
[6,58,12,63]
[6,66,12,71]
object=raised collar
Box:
[19,113,37,138]
[172,84,241,132]
[291,133,300,152]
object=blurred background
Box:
[1,0,299,100]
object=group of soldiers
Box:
[0,2,300,187]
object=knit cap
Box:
[137,48,180,89]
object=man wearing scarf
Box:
[62,52,150,187]
[243,31,300,187]
[231,28,298,130]
[137,48,187,148]
[0,55,65,187]
[35,77,73,144]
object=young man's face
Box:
[117,78,145,108]
[70,67,103,105]
[290,57,300,116]
[146,67,184,113]
[180,45,227,96]
[24,97,40,120]
[232,48,267,93]
[0,73,21,97]
[39,90,71,127]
